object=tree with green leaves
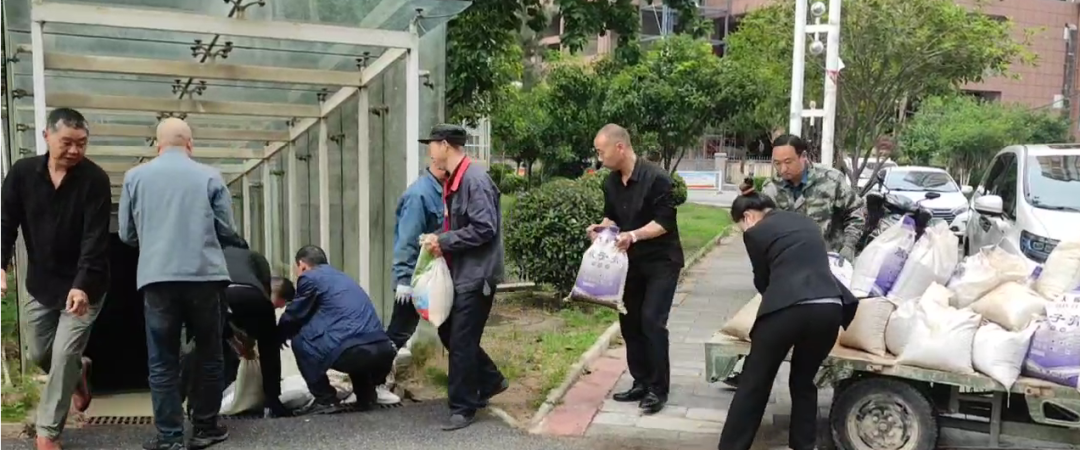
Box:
[720,0,1031,181]
[536,60,611,178]
[898,95,1072,185]
[604,35,740,172]
[490,85,551,181]
[446,0,715,126]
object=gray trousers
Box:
[24,296,102,439]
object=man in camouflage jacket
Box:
[759,162,865,261]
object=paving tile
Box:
[592,411,641,427]
[543,405,598,436]
[636,415,724,434]
[686,407,728,423]
[655,405,689,418]
[600,398,642,414]
[584,423,643,439]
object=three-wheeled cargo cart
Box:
[705,333,1080,450]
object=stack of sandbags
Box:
[946,246,1031,308]
[885,283,952,356]
[889,222,960,302]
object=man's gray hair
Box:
[597,123,632,148]
[46,107,90,133]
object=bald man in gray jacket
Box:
[119,118,242,450]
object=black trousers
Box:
[309,340,396,406]
[437,288,504,416]
[143,281,227,436]
[717,303,842,450]
[386,297,420,351]
[224,286,282,401]
[620,263,680,397]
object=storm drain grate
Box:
[86,416,154,426]
[84,402,410,426]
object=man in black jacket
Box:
[182,238,289,418]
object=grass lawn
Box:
[402,196,732,423]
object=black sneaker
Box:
[297,401,343,416]
[142,435,183,450]
[478,378,510,408]
[441,413,476,431]
[188,424,229,450]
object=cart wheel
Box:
[830,377,938,450]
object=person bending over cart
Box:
[716,193,858,450]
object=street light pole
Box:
[819,0,842,168]
[790,0,842,168]
[788,0,809,136]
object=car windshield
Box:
[884,170,958,192]
[1024,154,1080,212]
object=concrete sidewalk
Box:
[539,237,780,449]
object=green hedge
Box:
[671,173,688,206]
[753,176,768,192]
[499,173,529,194]
[505,178,604,295]
[488,163,514,186]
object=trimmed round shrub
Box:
[505,178,604,295]
[488,163,514,186]
[579,169,611,192]
[671,173,688,206]
[499,173,529,194]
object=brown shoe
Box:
[35,435,62,450]
[72,357,92,413]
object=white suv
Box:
[964,144,1080,263]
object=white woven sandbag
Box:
[970,282,1049,331]
[720,294,760,342]
[898,304,982,374]
[839,297,895,356]
[1035,237,1080,300]
[973,322,1038,390]
[890,223,959,302]
[851,217,918,298]
[885,285,951,356]
[220,359,264,415]
[947,247,1031,308]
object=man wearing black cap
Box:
[419,124,508,431]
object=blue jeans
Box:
[143,281,227,438]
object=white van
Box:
[964,144,1080,263]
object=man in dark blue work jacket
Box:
[420,124,508,431]
[277,245,395,414]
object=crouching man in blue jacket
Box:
[277,245,395,414]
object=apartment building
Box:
[540,0,1080,137]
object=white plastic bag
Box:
[1035,237,1080,300]
[851,217,918,298]
[570,227,630,313]
[838,297,895,356]
[973,322,1038,390]
[970,282,1049,331]
[220,359,264,415]
[720,294,761,342]
[897,303,982,374]
[411,244,454,327]
[889,223,959,302]
[947,247,1031,308]
[828,252,854,289]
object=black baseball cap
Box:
[419,123,468,146]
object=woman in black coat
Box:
[716,193,857,450]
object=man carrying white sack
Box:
[420,124,508,431]
[384,156,448,390]
[587,124,684,415]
